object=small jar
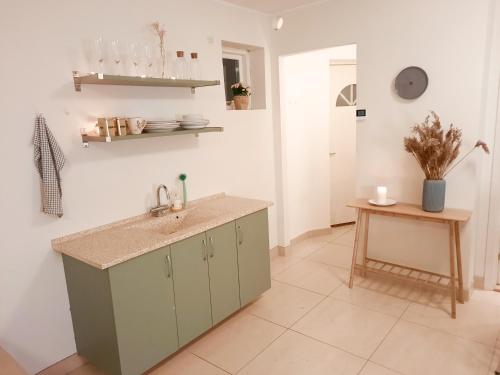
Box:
[174,51,188,80]
[189,52,201,80]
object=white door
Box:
[330,62,357,225]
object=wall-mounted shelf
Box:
[81,127,223,147]
[72,71,220,93]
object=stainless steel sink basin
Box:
[127,206,222,236]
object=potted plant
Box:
[404,112,489,212]
[231,82,251,110]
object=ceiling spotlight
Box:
[272,16,284,31]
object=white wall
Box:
[280,45,356,239]
[271,0,498,283]
[0,1,276,373]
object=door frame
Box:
[484,81,500,288]
[329,59,357,226]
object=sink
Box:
[127,206,221,236]
[127,209,190,235]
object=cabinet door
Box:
[109,246,178,375]
[170,233,213,346]
[236,209,271,306]
[207,222,241,325]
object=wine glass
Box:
[144,43,154,77]
[93,37,105,74]
[110,40,121,75]
[129,42,143,77]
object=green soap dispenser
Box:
[179,173,187,208]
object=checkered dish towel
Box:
[33,115,65,217]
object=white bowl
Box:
[183,114,203,121]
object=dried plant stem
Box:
[444,142,490,177]
[151,22,166,78]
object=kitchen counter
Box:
[52,194,272,269]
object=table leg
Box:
[448,221,457,319]
[362,213,370,277]
[348,209,363,288]
[454,221,464,303]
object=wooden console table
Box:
[347,199,471,319]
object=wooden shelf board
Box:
[82,127,223,144]
[73,72,220,92]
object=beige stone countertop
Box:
[52,194,273,270]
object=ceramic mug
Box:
[127,118,146,135]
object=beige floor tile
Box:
[401,299,500,347]
[68,363,106,375]
[39,354,87,375]
[353,273,419,302]
[333,229,356,247]
[469,289,500,307]
[306,242,354,269]
[331,284,410,318]
[359,362,402,375]
[238,330,365,375]
[311,225,355,245]
[292,298,397,358]
[270,255,302,276]
[371,320,493,375]
[188,313,285,374]
[288,236,330,258]
[489,338,500,374]
[245,281,324,327]
[149,351,228,375]
[273,260,348,295]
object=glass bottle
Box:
[189,52,201,80]
[174,51,188,80]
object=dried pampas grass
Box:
[151,21,166,78]
[404,112,489,180]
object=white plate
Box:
[147,119,178,123]
[180,124,207,129]
[144,128,177,133]
[180,119,209,125]
[368,198,397,206]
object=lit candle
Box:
[376,186,388,204]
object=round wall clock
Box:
[395,66,428,99]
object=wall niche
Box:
[221,40,266,110]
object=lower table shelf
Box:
[355,257,455,291]
[81,127,223,147]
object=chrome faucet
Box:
[150,184,172,217]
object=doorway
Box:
[329,60,357,226]
[279,44,357,242]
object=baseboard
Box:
[0,347,27,375]
[36,353,87,375]
[473,276,485,290]
[331,221,356,228]
[290,227,331,246]
[269,246,282,259]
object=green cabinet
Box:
[110,246,178,375]
[170,233,213,346]
[63,208,270,375]
[236,209,271,306]
[63,245,179,375]
[206,222,241,325]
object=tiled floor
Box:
[45,225,500,375]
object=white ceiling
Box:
[222,0,324,14]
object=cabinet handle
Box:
[165,255,172,278]
[202,239,207,261]
[209,236,215,258]
[237,225,244,245]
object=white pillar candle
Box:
[376,186,388,204]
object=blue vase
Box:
[422,179,446,212]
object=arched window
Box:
[336,84,357,106]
